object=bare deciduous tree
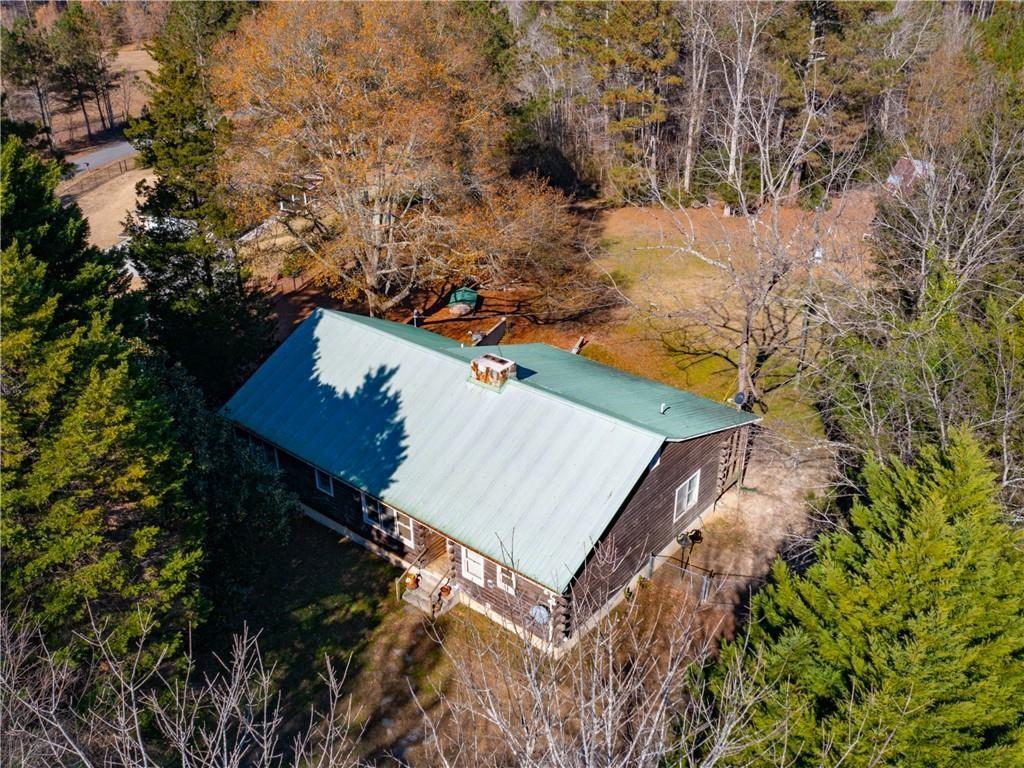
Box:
[677,1,715,197]
[416,579,770,768]
[3,587,901,768]
[809,118,1024,516]
[649,52,861,415]
[710,0,777,202]
[0,612,362,768]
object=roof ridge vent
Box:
[470,353,517,391]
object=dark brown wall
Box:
[451,543,563,643]
[239,423,747,645]
[241,429,429,561]
[242,427,564,641]
[567,428,742,630]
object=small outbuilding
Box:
[884,157,935,195]
[447,286,478,316]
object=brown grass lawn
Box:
[73,166,155,250]
[253,196,873,437]
[578,197,874,436]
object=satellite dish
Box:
[734,392,745,405]
[529,604,551,626]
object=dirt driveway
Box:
[74,167,154,250]
[651,430,835,641]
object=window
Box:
[314,468,334,496]
[461,546,485,586]
[394,512,415,546]
[362,493,415,547]
[248,435,279,468]
[496,565,517,595]
[674,470,701,521]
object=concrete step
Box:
[401,571,457,617]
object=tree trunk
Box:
[33,82,54,152]
[202,254,214,289]
[682,95,703,194]
[788,162,803,203]
[737,332,749,408]
[103,87,116,128]
[727,108,741,186]
[94,92,108,131]
[33,82,50,132]
[79,96,93,139]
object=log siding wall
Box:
[239,427,565,642]
[240,429,428,562]
[237,423,749,647]
[567,427,747,632]
[451,542,564,643]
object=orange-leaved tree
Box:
[214,2,587,316]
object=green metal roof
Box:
[440,343,755,441]
[222,310,757,591]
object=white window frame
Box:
[361,493,415,547]
[673,469,701,521]
[394,512,415,547]
[496,565,517,595]
[314,468,334,496]
[461,546,485,586]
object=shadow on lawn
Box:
[201,310,453,746]
[195,516,404,730]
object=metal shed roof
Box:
[222,309,757,591]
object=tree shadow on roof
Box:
[295,311,409,498]
[200,314,420,746]
[311,362,409,498]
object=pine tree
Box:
[553,1,681,200]
[147,361,295,619]
[1,135,124,322]
[120,229,275,404]
[123,0,273,403]
[125,0,246,223]
[5,359,203,657]
[2,133,291,665]
[1,135,203,659]
[1,17,56,150]
[717,431,1024,767]
[0,137,122,455]
[48,2,111,139]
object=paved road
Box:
[73,140,136,173]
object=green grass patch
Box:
[196,516,405,716]
[597,235,719,294]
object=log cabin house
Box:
[221,309,759,649]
